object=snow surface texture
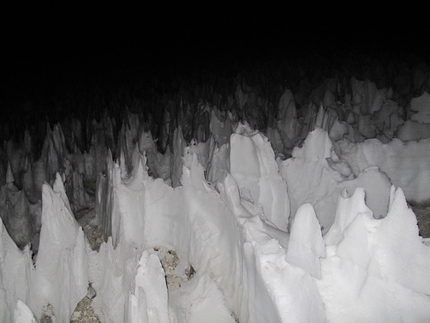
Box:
[3,124,430,322]
[337,137,430,205]
[278,127,392,233]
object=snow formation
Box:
[2,58,430,322]
[2,122,430,322]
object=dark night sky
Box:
[3,6,429,107]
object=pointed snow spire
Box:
[14,300,37,323]
[6,162,14,184]
[324,188,373,246]
[127,251,169,323]
[131,144,148,181]
[172,126,186,187]
[30,175,86,320]
[0,216,33,322]
[278,88,297,119]
[52,172,72,215]
[119,149,128,178]
[286,203,325,279]
[315,103,326,130]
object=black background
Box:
[3,5,429,107]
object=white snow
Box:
[14,300,37,323]
[30,173,88,322]
[230,122,290,231]
[278,127,392,232]
[127,250,169,323]
[285,203,325,279]
[0,218,32,323]
[168,273,236,323]
[1,122,430,322]
[337,136,430,204]
[317,186,430,323]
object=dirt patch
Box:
[76,208,105,251]
[70,285,100,323]
[154,247,196,290]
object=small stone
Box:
[186,266,195,279]
[87,284,96,299]
[71,311,81,320]
[165,275,182,290]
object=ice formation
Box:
[319,187,430,322]
[3,121,430,322]
[2,56,430,322]
[337,137,430,204]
